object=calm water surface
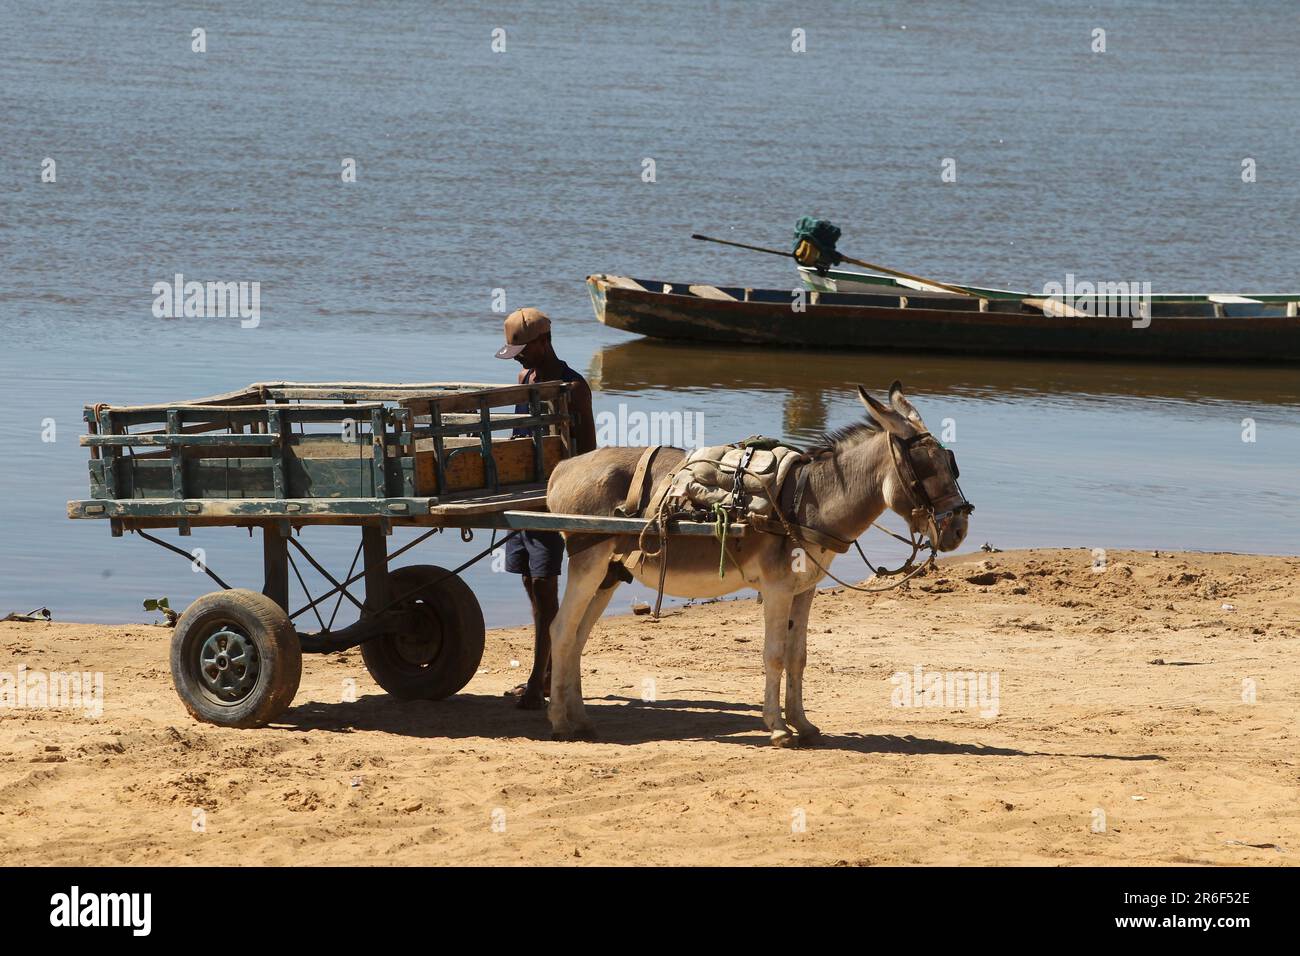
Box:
[2,1,1297,626]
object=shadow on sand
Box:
[277,692,1162,761]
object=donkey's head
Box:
[856,381,971,552]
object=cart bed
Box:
[68,380,743,538]
[69,381,571,531]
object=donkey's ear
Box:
[857,385,910,436]
[888,380,928,429]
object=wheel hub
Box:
[198,627,260,702]
[391,602,444,667]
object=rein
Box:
[771,503,939,596]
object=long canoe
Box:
[587,274,1300,362]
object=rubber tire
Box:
[170,589,302,728]
[360,565,485,700]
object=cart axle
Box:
[296,609,418,654]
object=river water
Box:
[2,1,1297,626]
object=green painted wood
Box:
[430,405,448,494]
[264,386,489,401]
[268,408,287,499]
[74,383,576,528]
[83,433,280,448]
[477,401,499,492]
[370,408,388,499]
[90,455,416,500]
[68,497,435,519]
[65,500,747,538]
[91,404,387,428]
[97,407,118,499]
[166,410,184,498]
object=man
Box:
[494,307,597,709]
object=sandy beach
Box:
[2,548,1297,866]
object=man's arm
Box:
[569,378,598,455]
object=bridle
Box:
[754,426,974,594]
[886,429,975,547]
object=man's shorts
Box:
[504,530,565,578]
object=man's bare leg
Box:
[516,575,557,710]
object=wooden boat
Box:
[587,274,1300,362]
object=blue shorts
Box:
[504,531,565,578]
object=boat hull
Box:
[588,275,1300,363]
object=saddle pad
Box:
[656,437,805,520]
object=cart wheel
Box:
[170,589,302,728]
[361,564,485,700]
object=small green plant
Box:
[143,597,178,627]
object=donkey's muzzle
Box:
[913,499,972,552]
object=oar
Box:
[1021,296,1087,318]
[691,233,976,298]
[692,232,1081,316]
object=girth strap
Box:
[616,445,665,518]
[768,458,853,554]
[609,445,668,573]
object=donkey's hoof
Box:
[551,725,598,742]
[794,725,822,746]
[770,729,796,748]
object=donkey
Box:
[544,382,971,745]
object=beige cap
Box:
[494,308,552,359]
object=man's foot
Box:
[516,690,547,710]
[504,678,551,699]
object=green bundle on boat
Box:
[792,217,842,272]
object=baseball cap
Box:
[494,308,552,359]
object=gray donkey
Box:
[544,382,971,745]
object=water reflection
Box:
[590,339,1300,441]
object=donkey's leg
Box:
[760,582,797,747]
[563,579,618,731]
[547,541,615,740]
[784,588,819,742]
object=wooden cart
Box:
[67,381,739,727]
